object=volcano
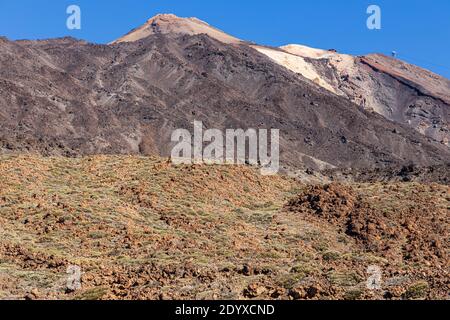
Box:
[0,14,448,171]
[111,13,242,44]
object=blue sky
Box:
[0,0,449,78]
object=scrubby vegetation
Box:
[0,155,448,300]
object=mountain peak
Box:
[148,13,180,20]
[111,13,241,44]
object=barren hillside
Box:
[110,14,450,145]
[0,30,449,170]
[0,156,448,300]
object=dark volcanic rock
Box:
[0,33,449,169]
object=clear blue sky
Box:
[0,0,449,78]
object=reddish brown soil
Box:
[0,156,448,300]
[286,183,449,299]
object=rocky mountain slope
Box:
[0,155,448,300]
[111,13,241,45]
[0,14,449,171]
[113,14,450,146]
[253,45,449,145]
